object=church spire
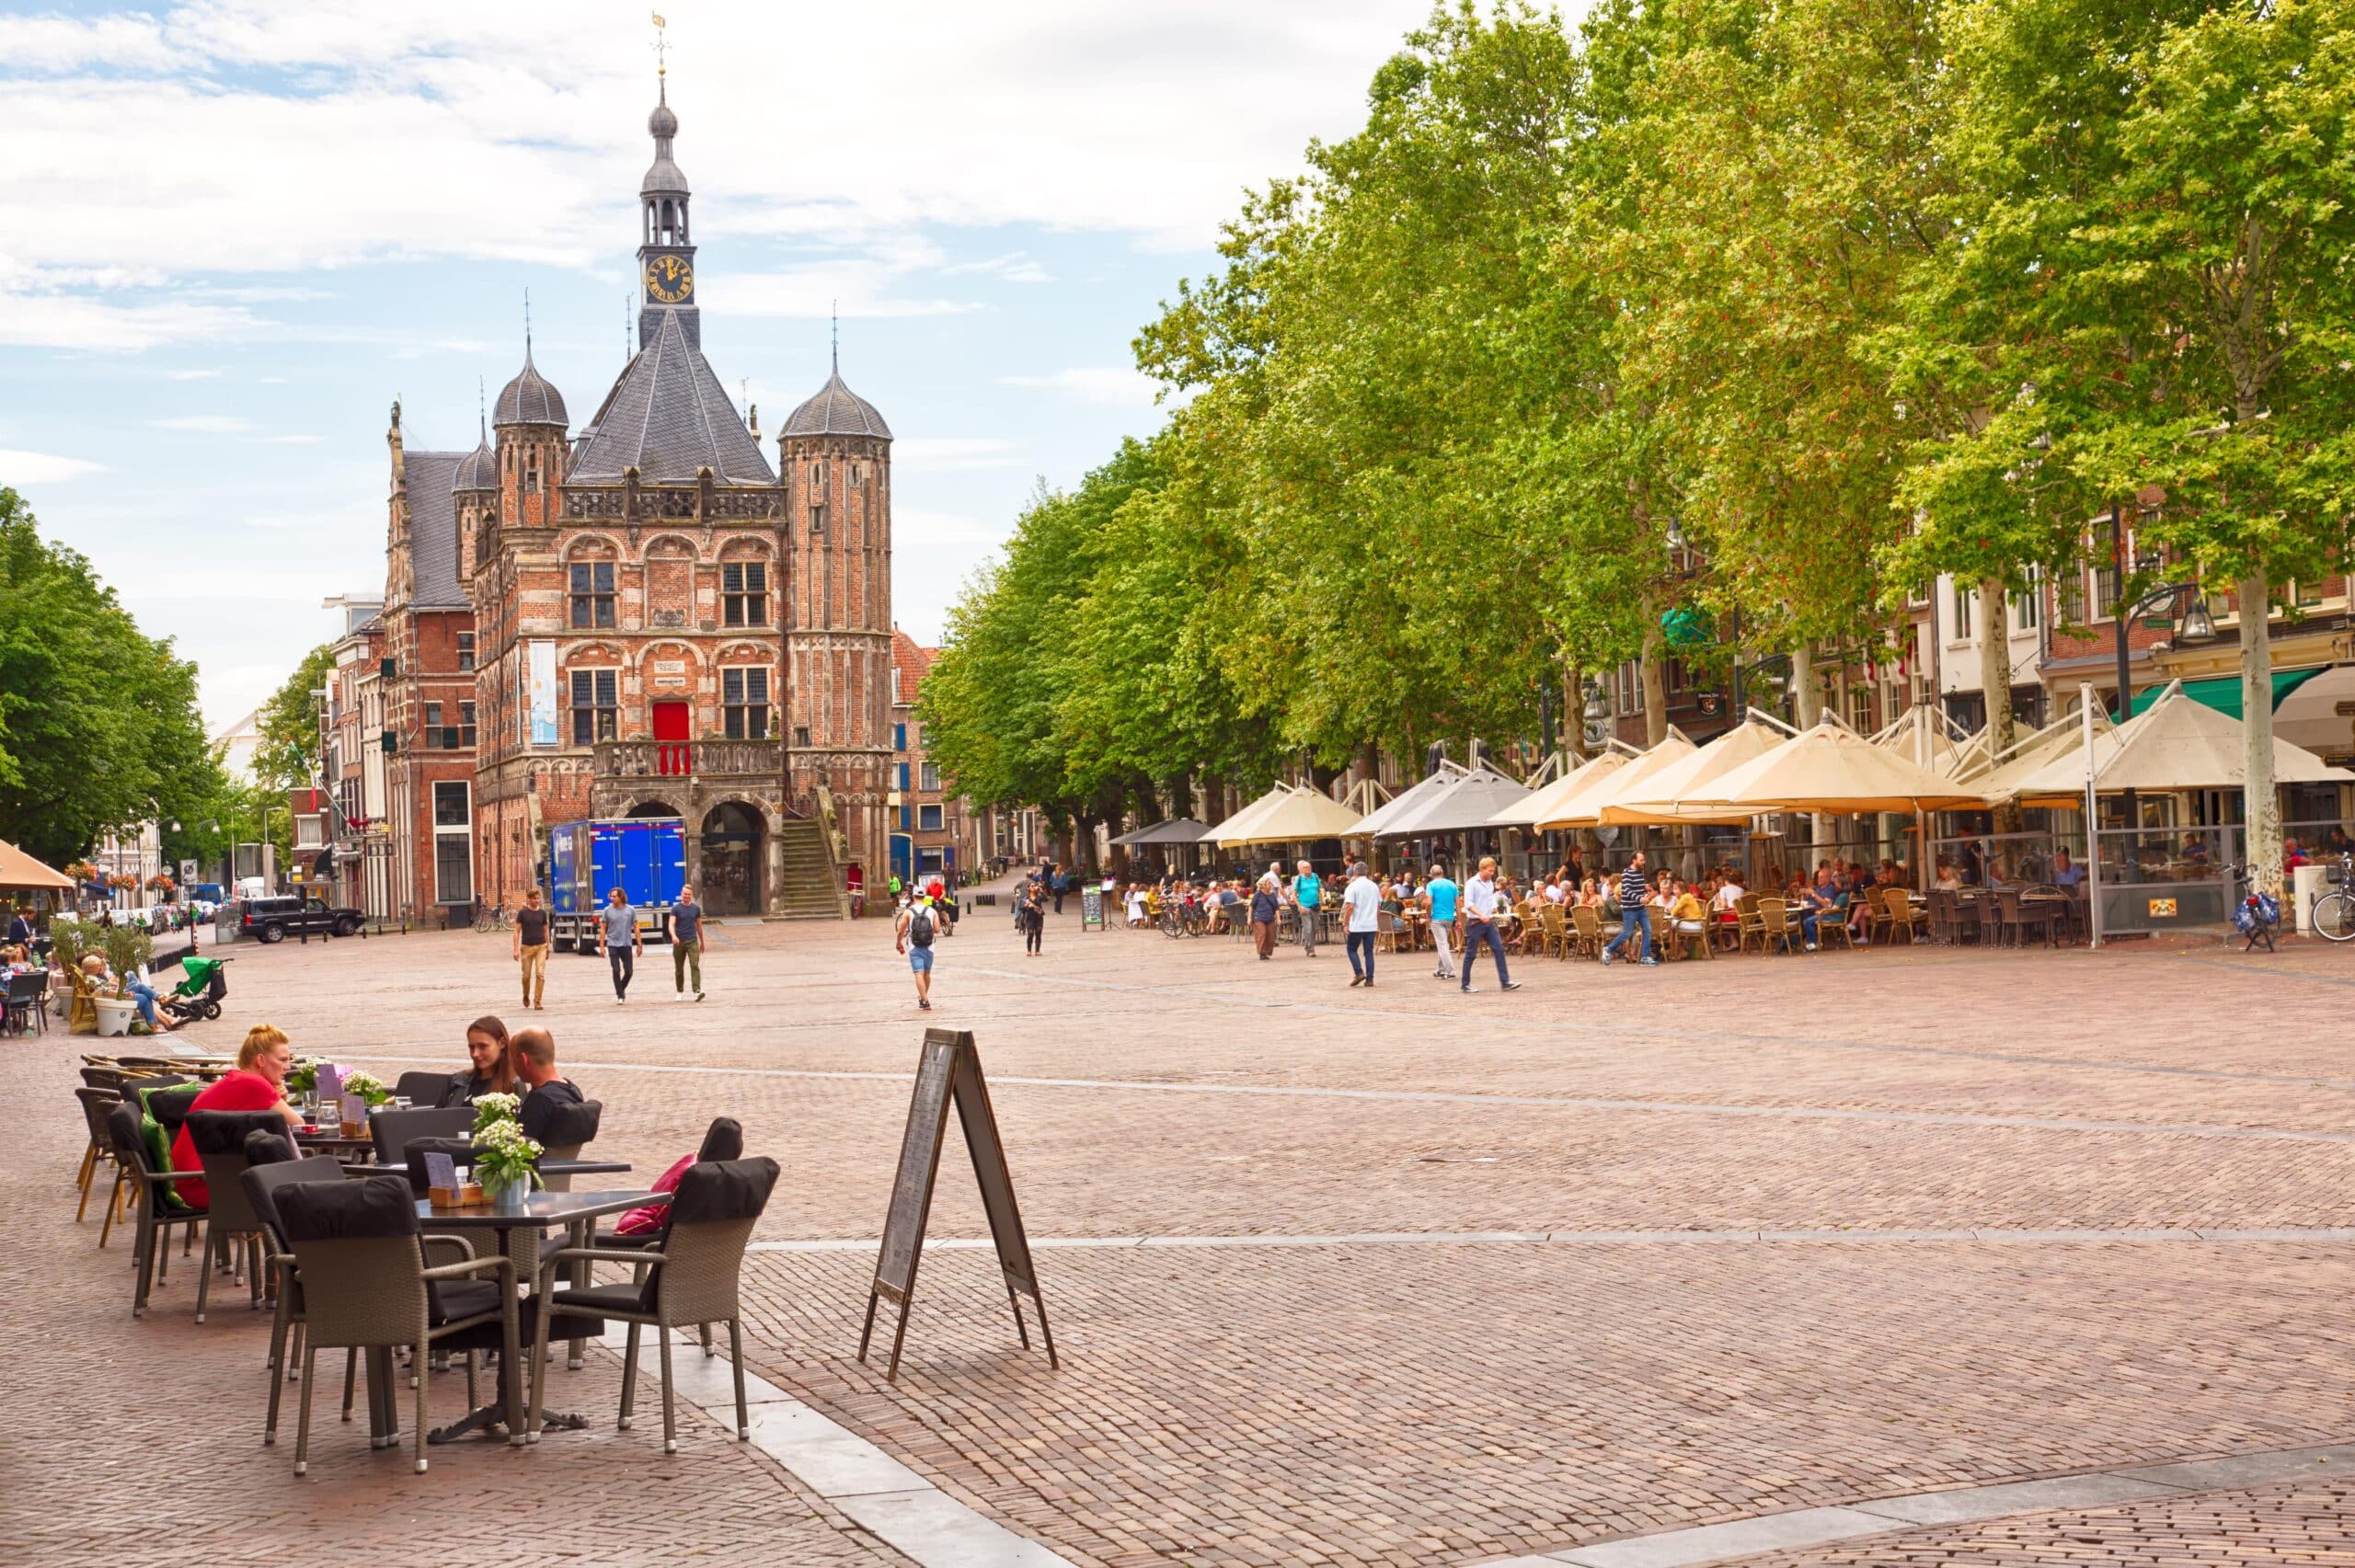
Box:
[638,54,698,350]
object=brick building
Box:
[365,73,891,921]
[887,629,978,885]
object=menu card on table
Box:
[316,1064,341,1105]
[339,1093,363,1127]
[423,1151,459,1193]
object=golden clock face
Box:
[643,254,694,304]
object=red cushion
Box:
[615,1153,694,1235]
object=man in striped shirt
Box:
[1599,851,1660,967]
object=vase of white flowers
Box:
[470,1092,522,1135]
[473,1118,543,1209]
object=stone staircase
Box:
[775,818,845,920]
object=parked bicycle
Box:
[2308,853,2355,943]
[2223,864,2281,953]
[473,903,511,935]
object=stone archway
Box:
[626,799,681,819]
[700,801,765,917]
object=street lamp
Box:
[2112,578,2209,722]
[1581,677,1608,750]
[1664,517,1686,553]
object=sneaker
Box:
[1461,984,1478,993]
[1639,957,1660,967]
[1599,952,1614,967]
[918,998,931,1010]
[1501,980,1522,991]
[695,990,706,1001]
[1805,942,1818,952]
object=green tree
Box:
[251,641,335,791]
[0,487,224,867]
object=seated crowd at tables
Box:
[1119,853,1924,954]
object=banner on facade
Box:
[527,640,559,748]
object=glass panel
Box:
[432,781,469,827]
[433,836,473,905]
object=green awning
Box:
[2130,667,2327,720]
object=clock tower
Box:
[639,75,699,350]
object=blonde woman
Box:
[168,1024,303,1207]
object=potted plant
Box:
[472,1118,543,1208]
[471,1092,522,1135]
[63,860,100,887]
[340,1070,392,1110]
[87,922,155,1037]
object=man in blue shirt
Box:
[603,887,643,1002]
[1290,861,1323,957]
[1424,864,1459,981]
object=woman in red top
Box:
[171,1023,303,1207]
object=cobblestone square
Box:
[6,896,2349,1566]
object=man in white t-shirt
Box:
[1341,861,1382,988]
[1459,856,1521,993]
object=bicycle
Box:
[2307,853,2355,943]
[473,905,511,935]
[2223,864,2281,953]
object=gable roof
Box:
[890,628,936,706]
[405,450,469,609]
[568,310,775,486]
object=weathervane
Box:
[652,12,669,77]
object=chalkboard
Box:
[859,1028,1057,1381]
[1080,885,1105,931]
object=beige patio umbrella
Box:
[1873,703,1979,779]
[0,839,74,893]
[1215,784,1365,846]
[1202,786,1288,846]
[2011,679,2355,807]
[1488,749,1631,828]
[1350,764,1466,838]
[1688,717,1993,813]
[1597,716,1794,825]
[1537,728,1698,830]
[1967,703,2114,801]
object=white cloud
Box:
[997,366,1165,407]
[895,439,1023,472]
[0,292,259,351]
[942,252,1054,284]
[151,415,261,433]
[0,448,105,483]
[167,368,222,380]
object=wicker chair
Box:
[392,1070,451,1106]
[368,1105,473,1167]
[274,1174,519,1475]
[73,1085,121,1227]
[530,1098,603,1191]
[240,1150,358,1447]
[1567,904,1603,959]
[1537,903,1569,959]
[1753,898,1800,956]
[592,1116,745,1360]
[1736,894,1767,953]
[533,1156,781,1453]
[1816,901,1855,950]
[186,1108,294,1322]
[105,1101,207,1317]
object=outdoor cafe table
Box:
[413,1188,667,1445]
[346,1157,634,1182]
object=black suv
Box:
[237,895,362,943]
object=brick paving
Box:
[1736,1479,2355,1565]
[7,893,2351,1563]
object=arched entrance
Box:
[700,802,764,916]
[626,800,679,820]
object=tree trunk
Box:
[1791,641,1821,726]
[1638,616,1669,748]
[1978,576,2023,837]
[2240,571,2281,898]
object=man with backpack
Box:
[895,894,941,1011]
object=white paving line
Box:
[350,1052,2355,1147]
[744,1226,2355,1254]
[1478,1442,2355,1567]
[591,1328,1079,1567]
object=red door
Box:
[653,701,692,776]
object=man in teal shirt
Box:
[1424,864,1459,981]
[1290,861,1322,957]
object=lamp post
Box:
[2112,576,2213,723]
[1581,677,1608,750]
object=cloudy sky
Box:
[0,0,1437,730]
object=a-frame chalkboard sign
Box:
[858,1028,1057,1381]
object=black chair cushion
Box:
[429,1277,502,1326]
[525,1093,600,1150]
[243,1128,299,1167]
[188,1108,291,1156]
[392,1070,451,1106]
[402,1137,477,1195]
[669,1156,780,1227]
[106,1102,146,1164]
[277,1173,417,1242]
[441,1293,602,1354]
[370,1105,474,1165]
[695,1116,744,1163]
[240,1156,349,1249]
[139,1083,203,1140]
[550,1279,651,1316]
[590,1228,662,1251]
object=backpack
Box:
[908,905,936,947]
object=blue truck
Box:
[547,817,686,955]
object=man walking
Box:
[603,885,644,1002]
[1425,861,1459,981]
[1460,856,1520,992]
[668,883,706,1001]
[895,892,939,1011]
[1342,860,1380,987]
[512,887,550,1011]
[1290,860,1322,957]
[1600,851,1659,967]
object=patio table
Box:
[411,1188,665,1445]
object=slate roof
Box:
[405,450,470,609]
[453,435,496,492]
[783,369,891,441]
[494,347,569,428]
[567,309,775,486]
